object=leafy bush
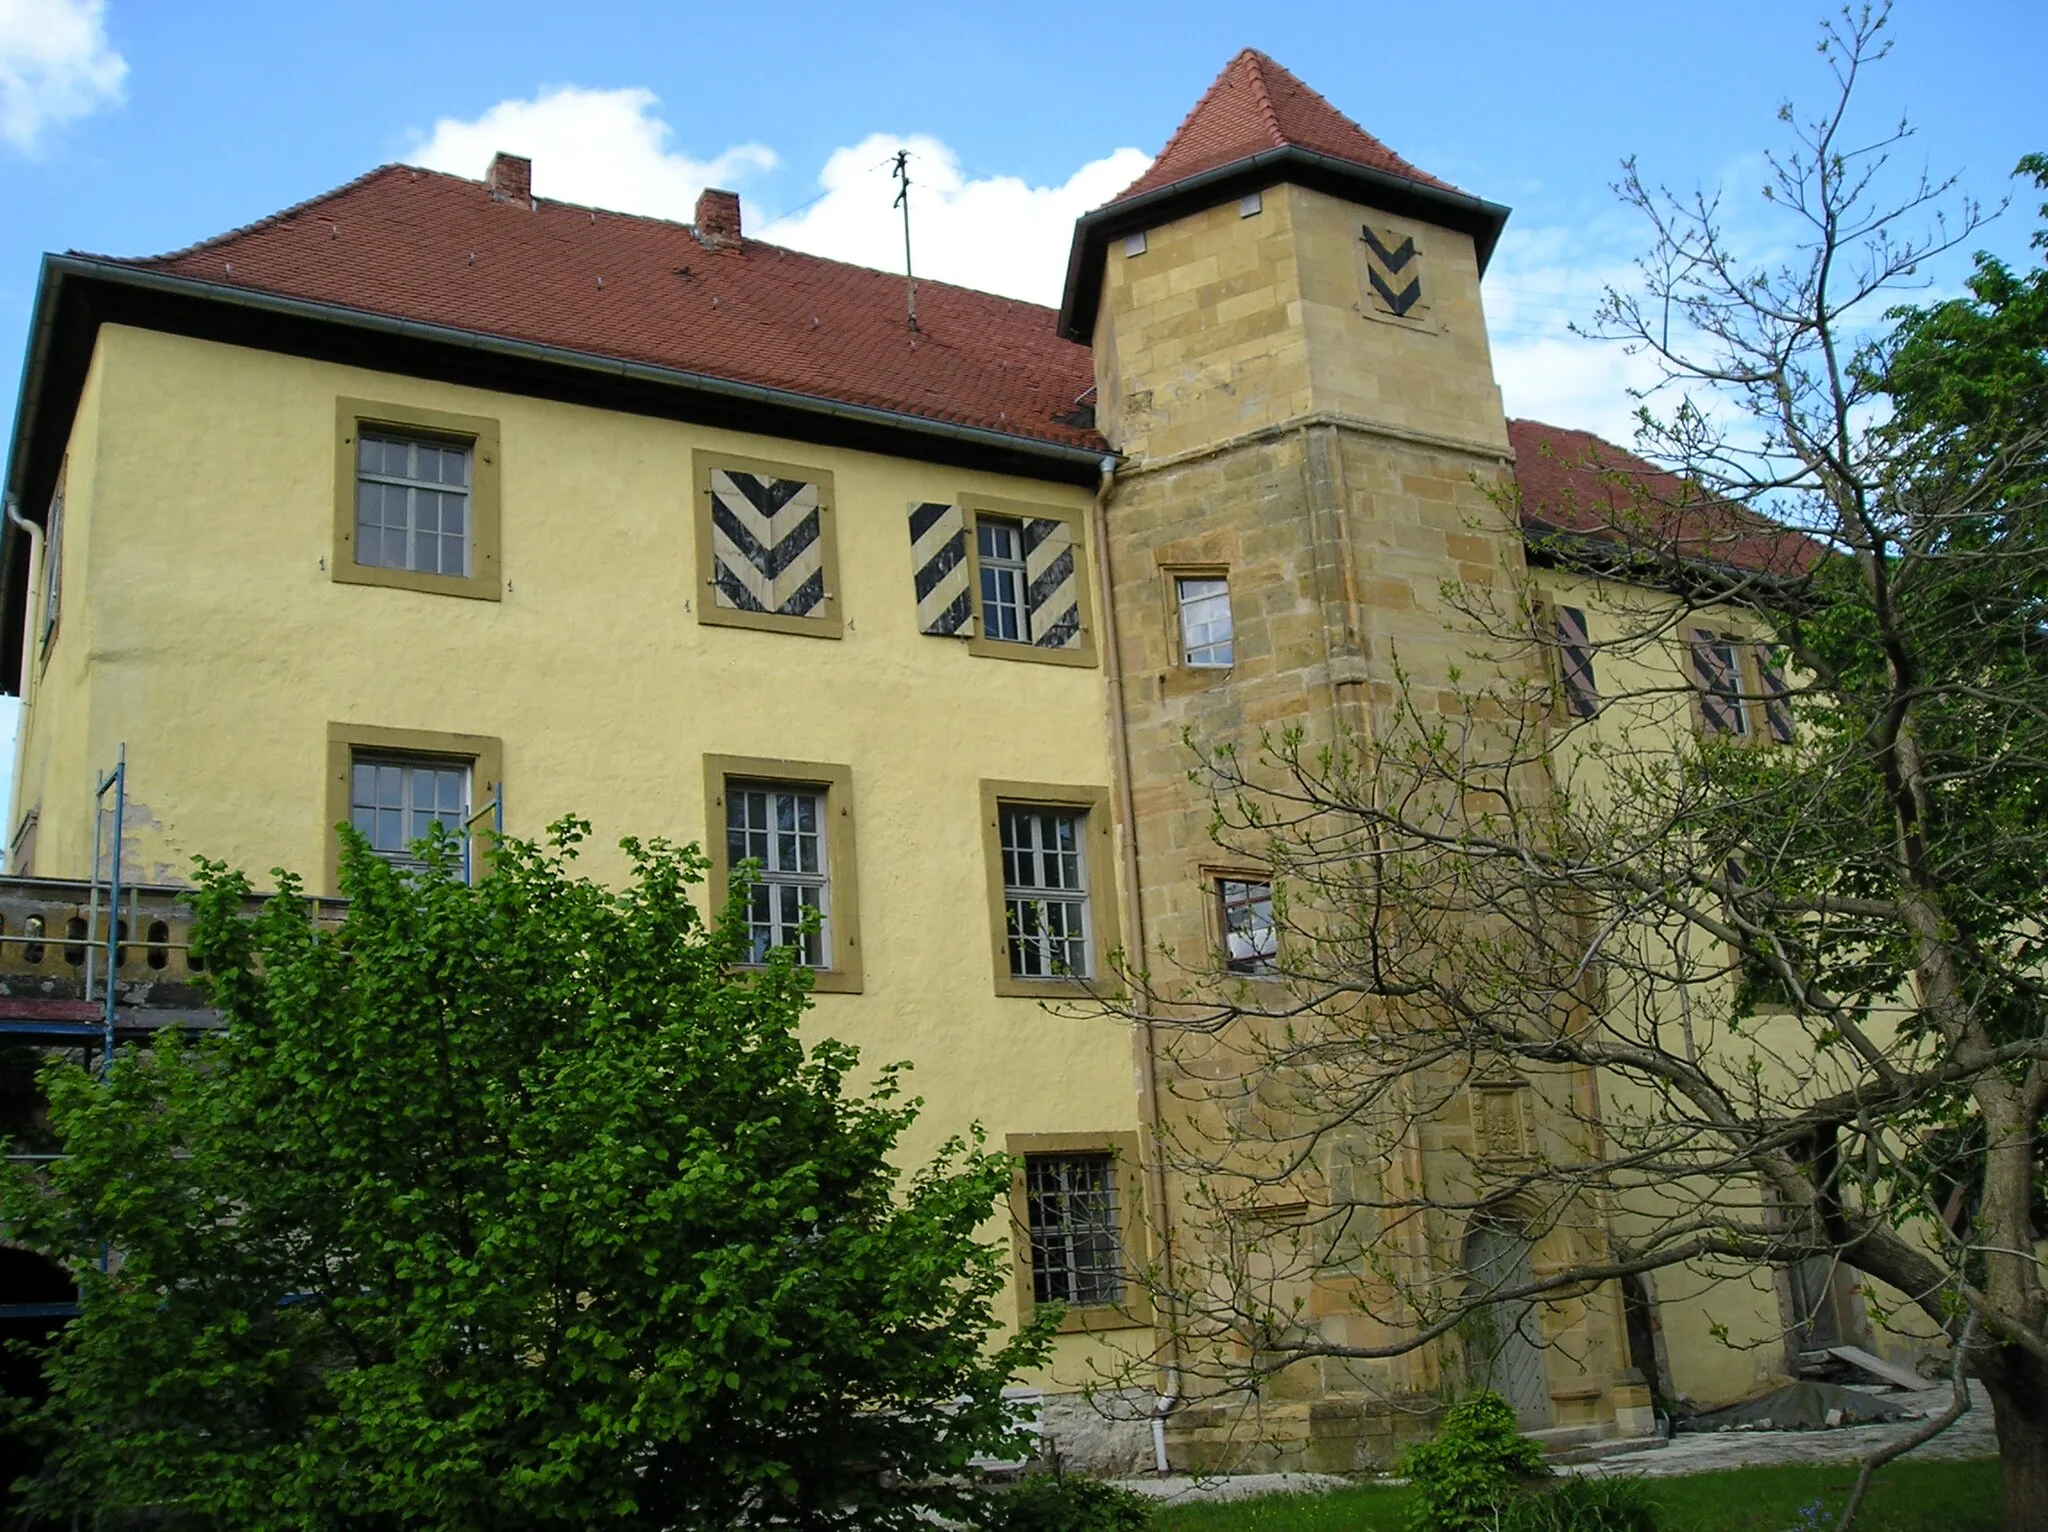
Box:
[1499,1475,1659,1532]
[978,1474,1156,1532]
[1400,1391,1549,1532]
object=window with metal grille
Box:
[1177,576,1234,668]
[356,432,472,577]
[1690,631,1750,735]
[1024,1153,1124,1307]
[726,785,828,967]
[350,755,470,867]
[1218,877,1277,975]
[1001,806,1089,979]
[1556,604,1598,717]
[977,518,1027,642]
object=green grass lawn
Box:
[1150,1459,2002,1532]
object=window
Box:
[1177,576,1235,668]
[704,756,862,993]
[325,723,502,895]
[1555,604,1598,717]
[1690,631,1750,736]
[726,784,828,967]
[349,754,470,868]
[1001,806,1089,979]
[1217,877,1277,975]
[333,399,501,600]
[37,485,61,657]
[977,518,1028,642]
[980,782,1119,998]
[694,451,842,639]
[1024,1154,1124,1307]
[355,433,472,577]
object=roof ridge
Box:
[1241,50,1288,150]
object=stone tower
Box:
[1063,53,1647,1466]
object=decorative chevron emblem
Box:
[1022,517,1080,649]
[908,500,971,636]
[709,470,825,618]
[1361,225,1423,319]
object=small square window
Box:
[1024,1153,1124,1307]
[726,783,829,969]
[1217,877,1276,975]
[349,752,471,869]
[1123,232,1147,257]
[1177,576,1234,668]
[1001,805,1090,980]
[355,432,473,578]
[1238,191,1262,218]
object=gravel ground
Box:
[1112,1383,1997,1504]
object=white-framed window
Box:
[1177,576,1234,668]
[355,432,472,577]
[1218,877,1277,975]
[977,518,1029,642]
[350,754,470,867]
[1000,805,1090,979]
[1023,1152,1125,1307]
[1690,631,1750,736]
[726,784,829,968]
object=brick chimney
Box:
[695,187,742,249]
[487,152,532,207]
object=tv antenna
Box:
[891,149,920,334]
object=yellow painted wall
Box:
[13,322,1150,1388]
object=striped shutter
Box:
[1022,517,1081,650]
[908,501,971,636]
[1690,630,1742,734]
[1555,604,1598,717]
[709,469,826,619]
[1757,647,1796,743]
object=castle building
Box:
[0,51,1875,1470]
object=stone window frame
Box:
[1005,1130,1153,1334]
[691,450,844,641]
[703,754,863,994]
[979,780,1120,999]
[961,495,1098,669]
[1686,629,1794,744]
[324,722,503,895]
[332,398,502,602]
[1205,863,1279,977]
[1162,563,1235,670]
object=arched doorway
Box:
[1462,1215,1550,1426]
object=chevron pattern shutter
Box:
[908,501,970,636]
[709,469,825,618]
[1023,517,1080,650]
[1361,225,1426,320]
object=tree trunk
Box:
[1981,1349,2048,1532]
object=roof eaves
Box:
[1057,145,1510,341]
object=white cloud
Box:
[409,85,777,222]
[0,0,126,151]
[763,134,1152,307]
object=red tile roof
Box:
[100,165,1105,452]
[1110,49,1459,206]
[1510,419,1823,576]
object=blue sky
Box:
[0,0,2042,846]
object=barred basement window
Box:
[1218,877,1277,975]
[1556,604,1598,717]
[356,433,472,577]
[1177,576,1234,668]
[1024,1153,1124,1307]
[350,754,470,868]
[1690,631,1750,736]
[1001,806,1090,979]
[726,784,829,968]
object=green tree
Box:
[0,822,1050,1529]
